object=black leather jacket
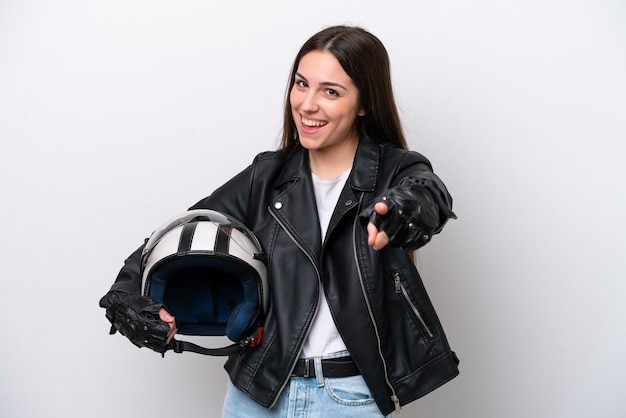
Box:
[109,138,459,415]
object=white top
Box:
[301,168,351,357]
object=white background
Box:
[1,1,625,417]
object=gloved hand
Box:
[362,173,456,251]
[99,290,171,353]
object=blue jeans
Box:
[221,351,391,417]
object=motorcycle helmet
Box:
[140,209,267,355]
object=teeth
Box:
[302,117,327,127]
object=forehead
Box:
[296,50,355,86]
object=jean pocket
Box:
[324,375,376,406]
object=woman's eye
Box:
[295,80,307,88]
[325,88,339,97]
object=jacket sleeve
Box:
[361,151,456,251]
[107,244,145,295]
[188,163,255,224]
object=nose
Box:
[300,91,319,113]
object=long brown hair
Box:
[280,25,408,151]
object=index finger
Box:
[374,201,389,215]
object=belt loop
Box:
[303,358,310,378]
[314,357,324,387]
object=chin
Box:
[297,136,320,150]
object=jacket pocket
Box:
[392,271,434,339]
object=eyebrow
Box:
[295,72,349,91]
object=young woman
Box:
[100,25,459,417]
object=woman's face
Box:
[290,50,364,155]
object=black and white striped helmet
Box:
[140,209,267,347]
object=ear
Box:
[358,107,366,117]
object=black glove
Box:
[363,172,456,251]
[99,290,170,353]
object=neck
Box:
[308,138,358,179]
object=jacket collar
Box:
[274,138,382,192]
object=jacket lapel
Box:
[270,139,382,256]
[270,147,322,262]
[326,139,382,243]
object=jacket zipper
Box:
[268,207,322,408]
[352,194,402,414]
[393,272,434,338]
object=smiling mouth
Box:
[301,116,328,127]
